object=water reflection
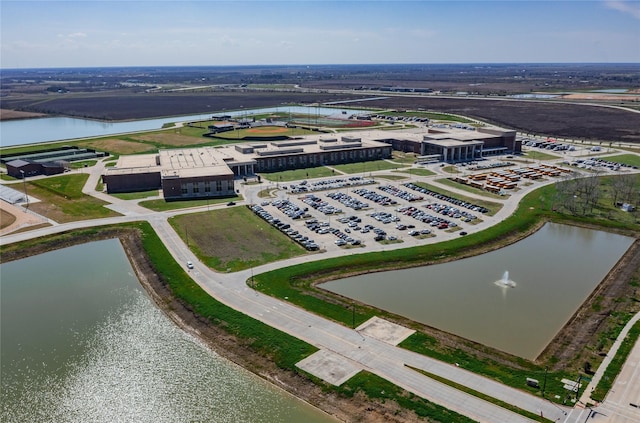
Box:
[1,239,334,423]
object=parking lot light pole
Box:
[20,170,29,209]
[352,303,356,328]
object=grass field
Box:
[395,168,436,177]
[390,151,419,164]
[415,180,504,214]
[211,126,318,140]
[599,154,640,167]
[260,166,335,182]
[523,150,561,161]
[110,190,160,200]
[332,159,402,174]
[139,195,241,212]
[26,174,120,222]
[168,206,307,272]
[374,174,408,181]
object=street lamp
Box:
[352,303,356,328]
[20,170,29,209]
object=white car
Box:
[186,261,194,269]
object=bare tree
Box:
[611,173,637,207]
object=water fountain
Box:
[495,270,516,288]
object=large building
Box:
[102,125,516,199]
[376,126,519,162]
[102,135,393,199]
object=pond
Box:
[321,223,635,359]
[0,106,371,147]
[1,239,335,423]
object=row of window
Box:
[180,179,230,195]
[256,148,389,171]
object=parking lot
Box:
[250,180,493,253]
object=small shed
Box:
[5,159,40,179]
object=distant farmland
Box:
[344,96,640,144]
[4,90,639,143]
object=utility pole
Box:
[20,170,29,209]
[542,366,548,397]
[352,303,356,328]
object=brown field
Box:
[0,209,17,229]
[0,91,353,121]
[134,132,208,147]
[560,93,640,101]
[344,96,640,144]
[0,108,47,120]
[80,138,157,155]
[3,89,638,144]
[246,126,290,135]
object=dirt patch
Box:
[344,97,640,144]
[561,93,640,102]
[0,201,48,235]
[246,126,290,135]
[0,109,47,121]
[82,138,156,155]
[135,132,209,147]
[1,208,17,229]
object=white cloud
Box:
[604,0,640,19]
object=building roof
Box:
[102,125,512,181]
[5,159,31,167]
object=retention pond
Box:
[322,223,635,359]
[1,239,335,423]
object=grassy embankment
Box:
[591,320,640,402]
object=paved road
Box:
[2,153,639,423]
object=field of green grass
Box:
[599,154,640,167]
[523,150,560,161]
[26,174,120,222]
[169,206,307,272]
[414,180,504,214]
[139,195,241,212]
[332,159,402,174]
[395,167,435,177]
[110,189,160,200]
[260,166,335,182]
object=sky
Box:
[1,0,639,68]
